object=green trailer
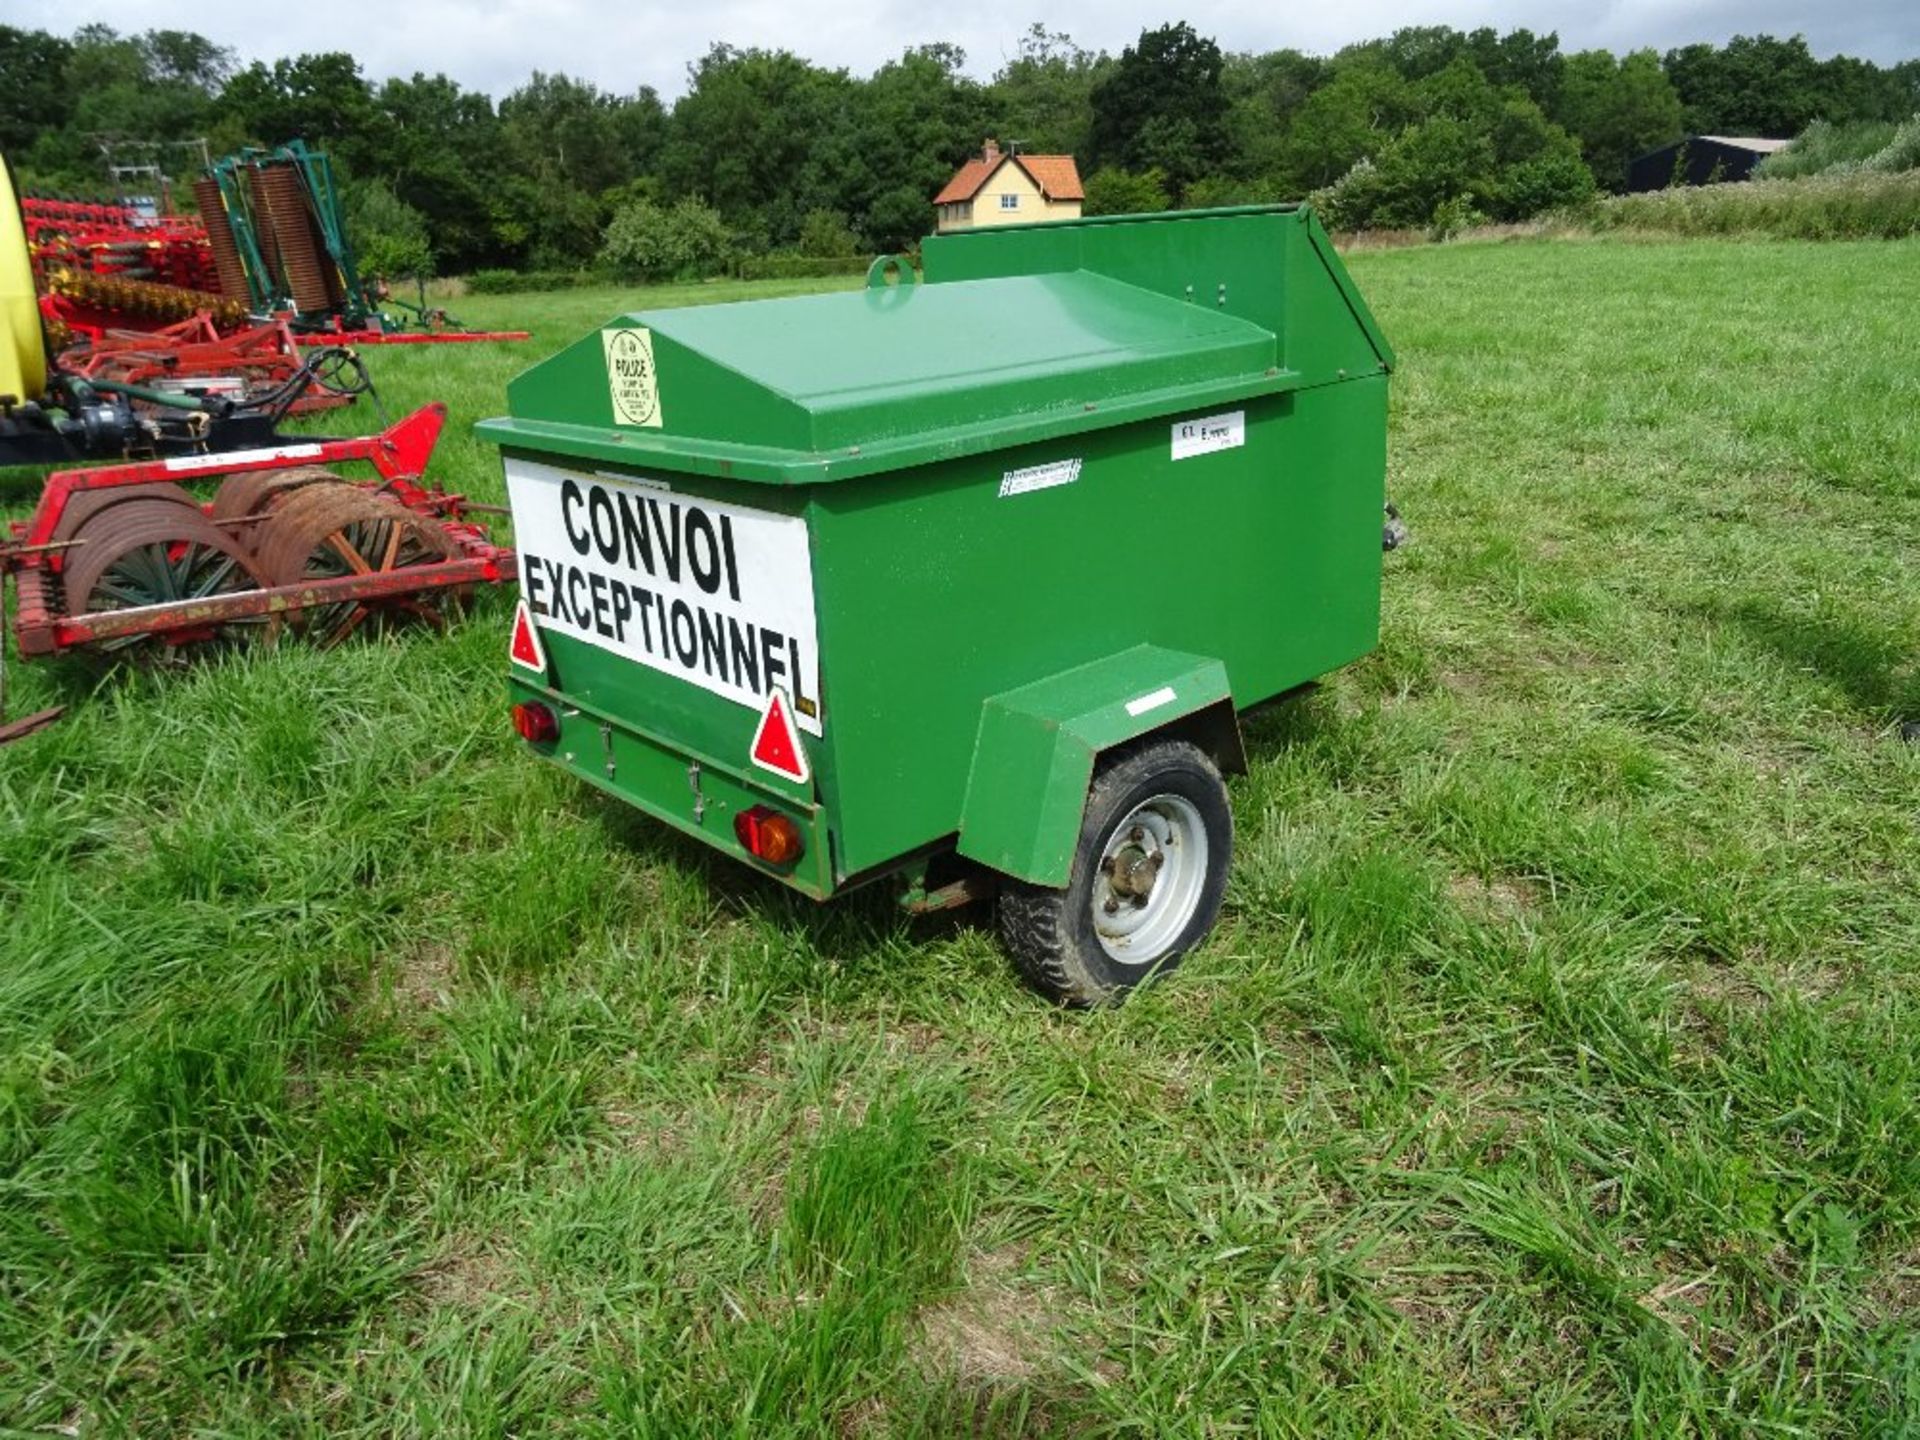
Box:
[478,204,1393,1003]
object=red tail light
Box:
[511,701,559,744]
[734,805,804,867]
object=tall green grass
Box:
[1760,115,1920,178]
[1587,168,1920,239]
[4,240,1919,1433]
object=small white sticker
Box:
[999,458,1082,498]
[164,443,322,472]
[1125,686,1178,717]
[602,327,663,428]
[598,469,670,491]
[1171,410,1245,461]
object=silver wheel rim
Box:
[1091,793,1208,965]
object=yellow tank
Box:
[0,156,49,403]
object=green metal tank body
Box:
[479,205,1392,899]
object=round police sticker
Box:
[601,327,662,428]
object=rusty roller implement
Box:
[240,166,284,292]
[1,405,516,669]
[59,498,270,652]
[251,163,336,314]
[251,481,458,644]
[206,464,337,545]
[191,174,254,307]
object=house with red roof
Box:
[933,140,1083,232]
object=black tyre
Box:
[996,738,1232,1006]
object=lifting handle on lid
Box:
[865,254,919,290]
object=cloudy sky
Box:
[8,0,1914,98]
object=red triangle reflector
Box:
[750,687,809,784]
[509,599,547,673]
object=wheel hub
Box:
[1091,794,1209,964]
[1102,833,1164,908]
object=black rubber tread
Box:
[996,737,1232,1007]
[998,878,1088,1005]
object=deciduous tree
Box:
[1082,167,1169,215]
[1089,23,1229,194]
[1557,49,1684,190]
[989,25,1108,160]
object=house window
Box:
[1000,193,1019,210]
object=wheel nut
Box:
[1150,852,1164,869]
[1103,897,1120,914]
[1130,827,1144,843]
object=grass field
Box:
[3,238,1918,1436]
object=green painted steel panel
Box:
[958,648,1234,885]
[807,378,1383,877]
[922,205,1393,386]
[507,668,834,897]
[478,269,1288,484]
[482,204,1391,897]
[647,272,1275,441]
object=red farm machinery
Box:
[1,403,517,742]
[1,158,519,743]
[191,141,526,346]
[30,140,525,349]
[4,156,376,467]
[7,137,526,467]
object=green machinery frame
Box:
[203,140,371,324]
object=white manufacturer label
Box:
[1125,686,1178,717]
[999,457,1082,498]
[164,443,323,472]
[1171,410,1245,461]
[504,457,822,734]
[602,327,663,428]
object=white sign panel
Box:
[505,457,823,735]
[1170,410,1245,461]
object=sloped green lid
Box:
[478,269,1292,485]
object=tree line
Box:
[3,22,1915,276]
